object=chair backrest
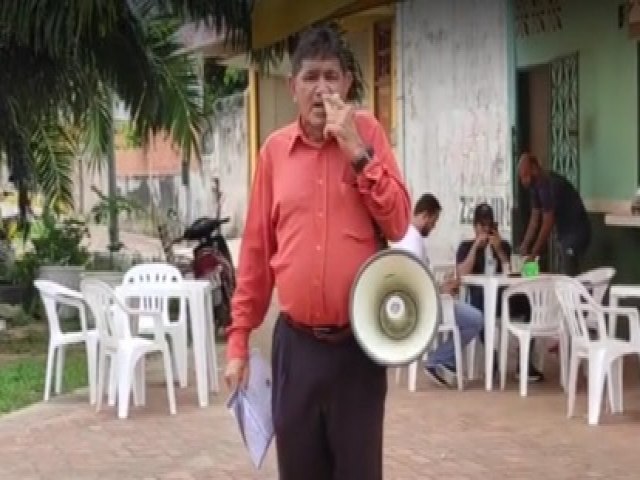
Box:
[576,267,616,305]
[34,279,86,336]
[80,278,131,345]
[122,263,185,321]
[34,280,64,337]
[554,276,607,342]
[503,277,560,331]
[123,263,183,285]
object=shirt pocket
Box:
[338,166,374,242]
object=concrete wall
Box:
[397,0,511,262]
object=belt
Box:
[281,313,352,344]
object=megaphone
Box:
[349,249,441,366]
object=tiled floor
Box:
[1,351,640,479]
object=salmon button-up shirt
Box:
[227,110,411,359]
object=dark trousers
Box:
[272,314,387,480]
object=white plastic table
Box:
[116,279,219,407]
[461,273,559,391]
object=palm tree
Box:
[0,1,234,249]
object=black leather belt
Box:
[281,313,352,344]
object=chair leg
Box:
[559,333,569,391]
[133,357,146,407]
[607,357,624,414]
[108,356,117,407]
[566,351,579,419]
[519,335,531,398]
[43,343,56,402]
[96,350,108,413]
[466,339,477,381]
[117,351,134,420]
[499,327,509,391]
[394,367,402,385]
[161,344,177,415]
[85,339,98,406]
[452,329,464,391]
[55,345,66,394]
[408,361,418,392]
[587,351,607,426]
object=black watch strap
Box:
[353,146,374,173]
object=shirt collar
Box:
[288,116,328,153]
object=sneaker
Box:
[438,364,458,386]
[515,364,544,383]
[423,365,448,387]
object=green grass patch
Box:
[0,349,88,414]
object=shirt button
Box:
[317,179,323,186]
[317,211,323,218]
[316,245,321,251]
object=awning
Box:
[251,0,396,50]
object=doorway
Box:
[513,63,552,266]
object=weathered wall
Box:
[205,92,249,237]
[398,0,511,262]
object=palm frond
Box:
[32,122,76,213]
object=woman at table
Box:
[456,203,543,383]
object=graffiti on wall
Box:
[458,194,512,229]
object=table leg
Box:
[189,291,209,407]
[484,278,498,391]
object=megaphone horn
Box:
[349,249,441,366]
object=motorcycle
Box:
[163,215,236,340]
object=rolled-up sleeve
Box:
[356,121,411,242]
[226,147,276,360]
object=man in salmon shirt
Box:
[224,24,411,480]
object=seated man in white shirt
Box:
[394,193,483,387]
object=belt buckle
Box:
[312,326,338,342]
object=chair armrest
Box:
[55,294,84,311]
[601,306,640,342]
[577,304,611,340]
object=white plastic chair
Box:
[122,263,188,388]
[34,280,98,404]
[396,264,465,391]
[554,276,640,426]
[499,277,565,397]
[81,278,177,419]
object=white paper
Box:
[226,350,274,469]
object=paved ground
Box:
[2,335,640,479]
[5,229,635,478]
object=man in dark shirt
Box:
[456,203,543,382]
[517,152,591,275]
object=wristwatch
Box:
[352,146,374,173]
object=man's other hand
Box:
[224,357,250,391]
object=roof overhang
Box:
[251,0,398,50]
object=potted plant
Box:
[0,223,27,306]
[20,212,91,291]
